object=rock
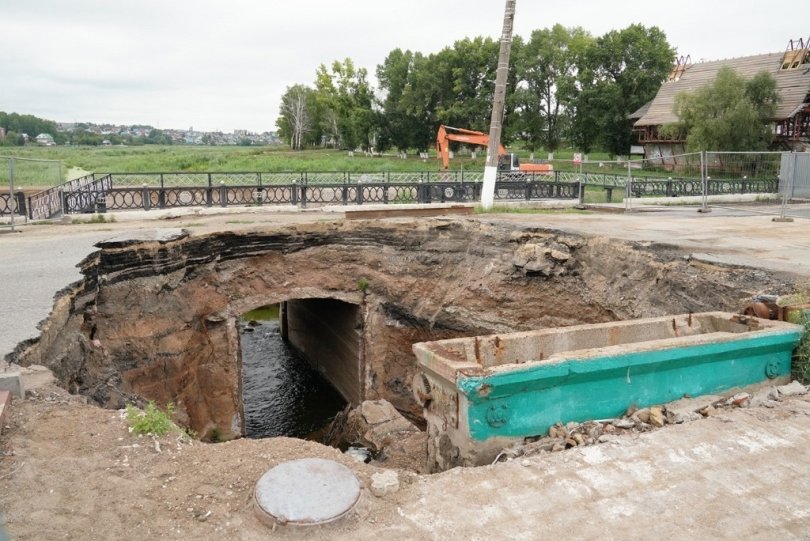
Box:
[729,393,751,408]
[750,386,780,407]
[572,433,585,446]
[699,406,719,417]
[547,242,571,262]
[370,470,400,497]
[512,244,554,276]
[551,442,565,452]
[548,424,566,439]
[345,400,419,452]
[666,395,721,424]
[777,381,808,397]
[634,408,651,424]
[612,418,635,429]
[649,407,665,428]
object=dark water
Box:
[240,315,346,439]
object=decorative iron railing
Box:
[15,169,779,218]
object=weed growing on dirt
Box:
[779,281,810,383]
[793,314,810,383]
[357,277,369,292]
[126,401,176,436]
[71,214,116,224]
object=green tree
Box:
[314,59,376,150]
[572,24,674,156]
[666,67,779,151]
[376,48,426,152]
[276,84,318,150]
[0,111,61,146]
[514,25,592,152]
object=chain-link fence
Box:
[547,151,792,211]
[1,156,64,230]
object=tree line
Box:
[0,112,177,147]
[276,23,675,157]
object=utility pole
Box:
[481,0,516,209]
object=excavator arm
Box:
[436,125,506,169]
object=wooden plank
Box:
[345,205,474,220]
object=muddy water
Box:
[240,307,346,439]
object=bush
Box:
[793,314,810,383]
[126,401,176,436]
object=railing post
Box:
[383,173,389,204]
[356,180,363,205]
[142,184,151,211]
[27,195,33,219]
[159,173,166,209]
[206,173,213,207]
[578,181,585,205]
[220,181,227,207]
[291,180,298,205]
[525,180,532,201]
[15,192,26,218]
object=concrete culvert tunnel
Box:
[9,220,799,459]
[239,299,361,440]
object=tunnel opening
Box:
[238,298,362,442]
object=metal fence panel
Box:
[789,153,810,199]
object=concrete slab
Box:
[0,371,24,398]
[95,228,188,249]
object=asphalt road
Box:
[0,228,112,361]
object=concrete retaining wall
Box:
[283,298,363,405]
[413,312,804,471]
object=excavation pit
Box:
[9,219,801,467]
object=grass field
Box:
[1,145,619,187]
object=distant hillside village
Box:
[0,113,280,147]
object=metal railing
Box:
[11,151,799,219]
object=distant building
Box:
[631,37,810,160]
[0,127,5,140]
[35,133,56,146]
[101,139,112,146]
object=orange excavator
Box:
[436,125,553,174]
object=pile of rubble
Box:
[495,380,809,463]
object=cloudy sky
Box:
[2,0,806,133]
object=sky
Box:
[2,0,806,133]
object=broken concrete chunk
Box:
[665,395,722,424]
[370,470,400,497]
[727,393,751,408]
[612,418,635,429]
[777,381,808,397]
[750,386,780,407]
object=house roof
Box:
[634,52,810,127]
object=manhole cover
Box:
[253,458,361,527]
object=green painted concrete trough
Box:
[412,312,803,471]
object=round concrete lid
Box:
[254,458,361,526]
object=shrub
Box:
[126,401,176,436]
